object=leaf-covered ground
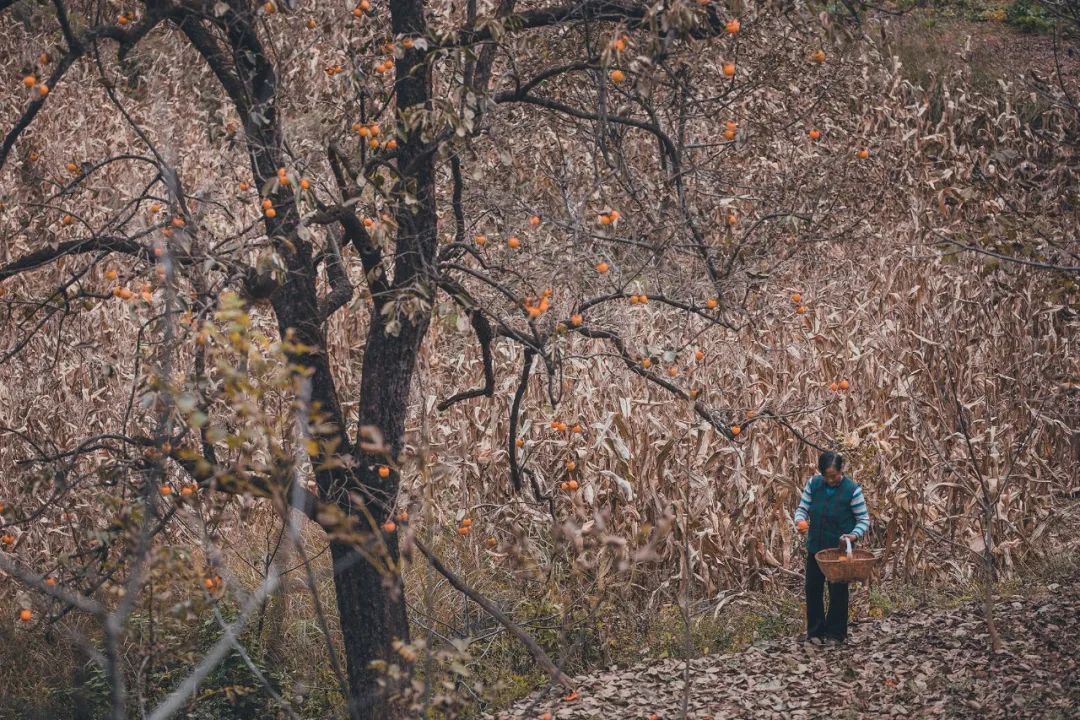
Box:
[492,573,1079,719]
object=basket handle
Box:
[843,536,853,557]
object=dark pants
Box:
[806,553,849,640]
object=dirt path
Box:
[491,573,1079,719]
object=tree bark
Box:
[331,532,410,720]
[330,2,437,717]
[334,310,431,719]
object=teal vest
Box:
[806,475,857,555]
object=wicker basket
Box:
[815,538,876,584]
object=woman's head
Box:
[818,451,844,484]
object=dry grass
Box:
[0,3,1077,719]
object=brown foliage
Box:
[0,0,1076,716]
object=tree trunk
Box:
[337,309,432,718]
[331,533,410,720]
[332,0,439,712]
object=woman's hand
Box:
[838,534,858,547]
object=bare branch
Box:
[309,205,391,301]
[319,227,355,321]
[445,1,649,48]
[0,235,150,282]
[508,348,536,493]
[413,537,574,690]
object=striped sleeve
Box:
[793,477,814,524]
[851,486,870,538]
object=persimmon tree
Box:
[0,0,883,716]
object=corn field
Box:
[0,0,1077,717]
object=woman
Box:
[793,451,870,645]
